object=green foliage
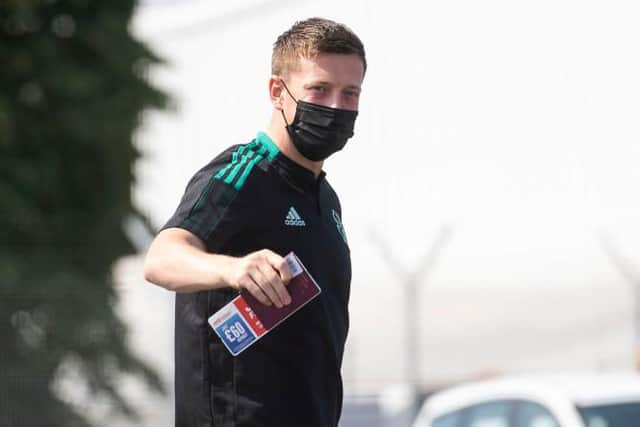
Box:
[1,1,169,425]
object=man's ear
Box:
[269,75,284,110]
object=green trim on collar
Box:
[256,131,280,160]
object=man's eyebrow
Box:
[304,81,361,91]
[304,80,330,87]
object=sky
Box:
[128,0,640,393]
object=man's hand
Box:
[144,228,293,300]
[225,249,293,307]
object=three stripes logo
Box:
[284,207,306,227]
[213,136,279,191]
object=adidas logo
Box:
[284,207,306,227]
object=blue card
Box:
[212,312,256,355]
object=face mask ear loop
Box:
[280,108,290,126]
[279,78,298,127]
[280,79,298,104]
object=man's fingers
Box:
[250,268,285,308]
[241,276,271,306]
[263,250,293,284]
[233,250,295,307]
[258,262,291,306]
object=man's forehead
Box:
[287,53,364,85]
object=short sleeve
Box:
[162,146,243,250]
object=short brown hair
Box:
[272,17,366,77]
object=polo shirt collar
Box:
[257,132,325,194]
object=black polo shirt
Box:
[163,132,352,427]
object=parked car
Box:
[412,372,640,427]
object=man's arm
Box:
[143,228,292,307]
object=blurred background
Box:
[2,0,640,426]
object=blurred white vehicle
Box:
[412,372,640,427]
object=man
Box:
[144,17,366,427]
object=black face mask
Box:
[280,81,358,162]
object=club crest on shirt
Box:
[331,209,348,245]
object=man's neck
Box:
[265,118,323,177]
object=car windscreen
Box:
[576,401,640,427]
